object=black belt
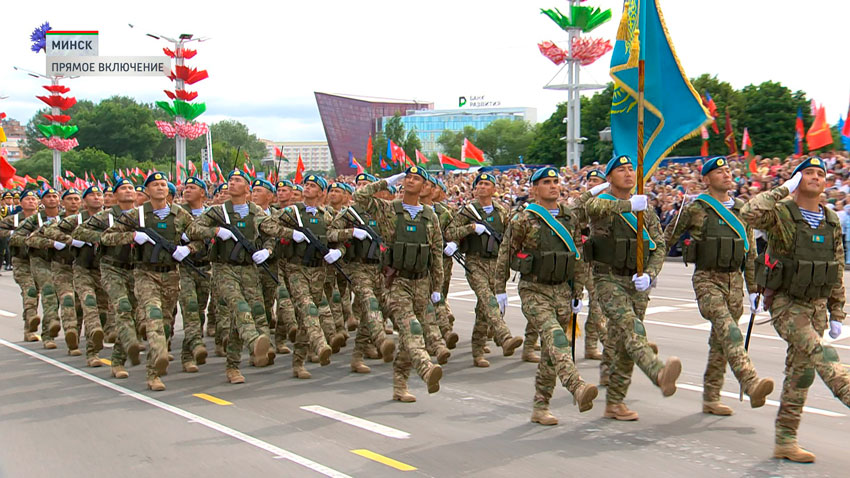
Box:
[520,274,568,285]
[193,261,211,268]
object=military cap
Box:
[605,155,634,176]
[473,172,497,187]
[81,186,101,198]
[185,176,207,191]
[530,166,559,184]
[701,156,729,176]
[404,166,429,181]
[213,183,229,195]
[167,182,177,197]
[134,185,147,195]
[252,178,276,194]
[40,187,59,199]
[104,186,115,193]
[586,169,604,180]
[21,190,39,200]
[61,188,80,199]
[2,191,12,199]
[792,157,827,177]
[113,178,134,191]
[355,173,377,183]
[143,171,167,187]
[277,179,294,189]
[293,184,304,192]
[227,168,251,183]
[303,174,328,191]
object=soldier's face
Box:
[475,180,495,199]
[303,182,322,200]
[135,192,148,205]
[403,174,425,195]
[20,197,38,211]
[103,192,115,206]
[533,177,560,201]
[586,176,604,188]
[356,180,370,189]
[62,194,81,213]
[41,193,60,209]
[228,177,250,196]
[251,188,273,206]
[84,192,103,210]
[798,168,826,195]
[116,185,135,203]
[292,190,303,202]
[147,179,169,201]
[277,187,292,204]
[183,184,204,203]
[704,166,734,191]
[328,188,344,205]
[608,164,636,190]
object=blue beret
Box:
[387,185,398,194]
[185,176,207,190]
[40,187,59,199]
[113,178,134,191]
[104,186,114,193]
[330,182,354,194]
[530,166,559,183]
[303,174,328,191]
[143,171,167,187]
[405,166,429,181]
[252,178,276,194]
[213,183,229,195]
[167,182,177,197]
[81,186,101,198]
[227,168,251,183]
[437,179,447,193]
[134,185,147,194]
[605,155,634,176]
[792,157,827,177]
[355,173,377,183]
[21,190,39,200]
[586,169,604,180]
[61,188,80,199]
[701,156,729,176]
[293,184,304,192]
[473,172,496,187]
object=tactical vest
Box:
[51,212,77,265]
[755,199,841,299]
[383,201,432,278]
[682,201,747,272]
[59,212,97,268]
[9,213,29,259]
[209,202,257,266]
[510,209,577,284]
[134,204,179,265]
[101,207,133,265]
[587,212,651,276]
[27,213,55,262]
[279,203,328,267]
[459,202,503,259]
[180,204,210,265]
[342,205,382,264]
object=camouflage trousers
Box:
[338,272,355,326]
[30,256,60,340]
[387,275,434,391]
[52,261,82,342]
[178,265,210,364]
[434,254,455,335]
[285,263,330,368]
[322,273,344,340]
[582,265,608,354]
[518,279,584,410]
[274,272,297,347]
[134,267,179,380]
[595,272,666,405]
[12,257,38,334]
[213,263,268,370]
[693,270,758,402]
[101,261,138,367]
[348,263,390,360]
[465,255,515,357]
[423,275,448,356]
[73,264,109,359]
[769,293,850,445]
[259,263,278,330]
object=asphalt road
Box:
[1,261,849,478]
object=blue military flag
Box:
[609,0,710,182]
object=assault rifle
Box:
[280,207,352,284]
[209,206,279,284]
[115,214,209,279]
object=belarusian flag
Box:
[461,138,485,166]
[700,126,709,157]
[742,128,756,176]
[415,149,429,165]
[439,153,469,170]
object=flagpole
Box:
[635,54,645,275]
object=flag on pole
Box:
[838,117,850,151]
[365,135,373,168]
[0,156,17,188]
[741,127,753,158]
[415,149,429,165]
[188,160,197,176]
[350,155,365,174]
[294,153,305,184]
[65,170,75,178]
[703,91,720,134]
[24,175,37,185]
[439,153,469,170]
[461,138,486,166]
[794,107,805,158]
[843,96,850,137]
[723,109,738,156]
[380,155,389,171]
[609,0,711,182]
[389,140,408,166]
[806,105,833,151]
[700,126,709,157]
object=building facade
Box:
[1,118,27,161]
[260,139,332,177]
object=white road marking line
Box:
[0,309,16,317]
[447,290,478,298]
[676,383,845,418]
[0,339,351,478]
[301,405,410,439]
[644,306,680,315]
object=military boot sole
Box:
[575,384,599,413]
[748,378,775,409]
[26,316,41,333]
[252,335,271,367]
[193,346,208,365]
[318,345,333,366]
[774,444,815,463]
[48,321,61,338]
[502,336,523,357]
[425,365,443,394]
[154,356,169,377]
[380,340,396,363]
[65,329,78,350]
[90,329,104,352]
[657,357,682,397]
[445,332,459,350]
[127,343,141,366]
[436,348,451,365]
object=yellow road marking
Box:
[192,393,232,406]
[100,358,112,366]
[350,449,416,471]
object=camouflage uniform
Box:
[573,191,609,361]
[0,212,40,338]
[446,200,522,361]
[433,202,457,336]
[353,179,443,397]
[16,212,61,344]
[495,202,590,412]
[187,201,272,375]
[664,197,761,404]
[178,204,212,368]
[741,185,850,445]
[38,212,84,352]
[585,195,671,405]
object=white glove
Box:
[53,241,67,250]
[181,232,190,243]
[749,293,763,313]
[431,292,441,304]
[292,230,307,243]
[590,182,610,196]
[252,249,270,264]
[782,172,803,194]
[215,227,234,242]
[632,273,651,291]
[572,298,583,314]
[496,293,508,315]
[386,173,406,187]
[444,241,458,256]
[352,228,371,240]
[172,245,190,262]
[71,239,86,248]
[324,248,342,264]
[474,223,489,235]
[133,231,154,245]
[829,320,842,339]
[629,195,648,212]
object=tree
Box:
[384,114,405,146]
[738,82,811,157]
[579,84,614,165]
[402,128,422,161]
[526,102,567,165]
[208,120,267,162]
[475,119,535,165]
[437,126,477,159]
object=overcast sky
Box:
[2,0,848,144]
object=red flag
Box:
[209,160,218,183]
[439,153,469,170]
[741,128,752,158]
[351,157,365,174]
[415,149,429,165]
[461,138,486,165]
[807,106,834,151]
[295,154,305,184]
[380,156,388,170]
[188,161,197,176]
[65,169,75,178]
[723,110,738,156]
[843,97,850,137]
[365,135,373,168]
[0,156,17,188]
[36,175,50,185]
[700,126,709,157]
[703,92,720,134]
[389,140,408,166]
[24,174,37,185]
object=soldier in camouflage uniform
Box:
[101,172,200,391]
[328,173,396,373]
[353,167,444,402]
[495,167,597,425]
[187,170,273,384]
[177,177,212,372]
[585,156,682,421]
[327,182,357,339]
[15,188,62,349]
[446,172,523,367]
[273,180,298,351]
[103,186,115,208]
[321,183,350,353]
[431,180,460,348]
[259,175,335,378]
[0,190,40,341]
[741,157,850,462]
[44,186,108,366]
[663,157,775,416]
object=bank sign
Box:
[458,95,501,108]
[45,31,99,56]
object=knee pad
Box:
[27,287,38,298]
[278,288,290,300]
[62,295,74,307]
[43,284,55,296]
[149,307,163,320]
[319,298,329,307]
[118,298,132,312]
[633,318,647,336]
[796,368,815,389]
[236,301,251,313]
[426,303,435,313]
[307,304,319,317]
[553,328,569,348]
[252,302,265,317]
[368,297,380,311]
[410,319,423,336]
[84,294,97,307]
[821,344,840,363]
[332,291,341,304]
[728,322,744,344]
